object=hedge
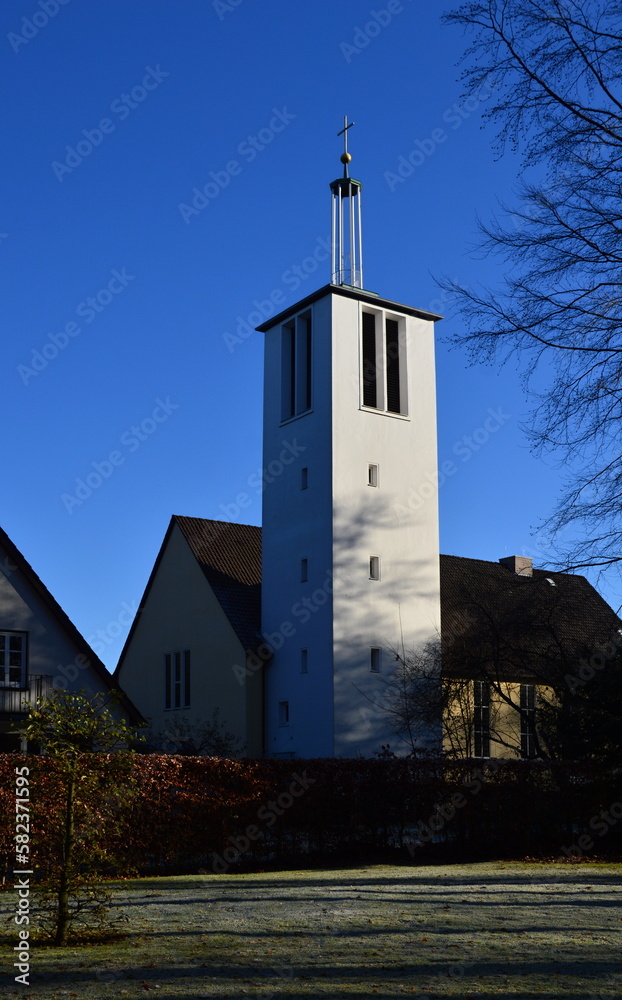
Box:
[1,755,620,877]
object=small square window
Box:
[278,700,289,726]
[369,555,380,580]
[368,464,378,487]
[301,558,308,582]
[300,649,308,674]
[370,647,382,672]
[301,467,308,490]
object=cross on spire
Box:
[337,115,355,175]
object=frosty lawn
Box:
[2,861,621,998]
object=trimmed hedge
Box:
[1,755,620,876]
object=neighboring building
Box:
[114,516,263,757]
[0,526,141,751]
[440,553,622,759]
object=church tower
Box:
[259,120,441,757]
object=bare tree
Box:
[440,1,622,582]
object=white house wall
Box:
[117,523,262,755]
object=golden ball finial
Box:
[340,152,352,164]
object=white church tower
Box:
[259,119,441,757]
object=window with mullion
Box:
[164,649,191,709]
[473,680,491,758]
[0,632,27,687]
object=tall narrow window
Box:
[385,318,401,414]
[282,313,312,419]
[370,647,381,673]
[369,555,380,580]
[300,649,308,674]
[165,649,191,709]
[520,684,536,758]
[368,464,378,487]
[301,467,308,490]
[278,701,289,726]
[362,312,377,408]
[300,558,308,582]
[473,680,490,758]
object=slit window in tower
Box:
[281,321,296,419]
[368,463,378,487]
[370,647,382,673]
[300,649,308,674]
[362,311,378,408]
[281,313,312,420]
[385,318,401,414]
[369,555,380,580]
[301,558,308,582]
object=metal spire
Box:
[330,116,363,288]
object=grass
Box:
[1,861,621,998]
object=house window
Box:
[368,464,378,487]
[473,680,490,758]
[278,700,289,726]
[361,311,407,415]
[520,684,536,758]
[0,632,27,687]
[370,647,381,672]
[301,467,308,490]
[281,312,312,420]
[164,650,191,710]
[300,649,308,674]
[369,555,380,580]
[300,558,308,582]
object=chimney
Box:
[499,555,533,577]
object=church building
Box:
[114,123,621,760]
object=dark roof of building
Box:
[175,517,261,651]
[0,526,144,724]
[440,553,621,679]
[115,514,621,683]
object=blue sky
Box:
[2,0,616,671]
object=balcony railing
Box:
[0,675,54,716]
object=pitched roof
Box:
[174,517,261,650]
[114,516,263,678]
[440,553,621,679]
[0,526,143,724]
[115,514,620,683]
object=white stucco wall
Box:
[116,523,263,756]
[262,287,441,758]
